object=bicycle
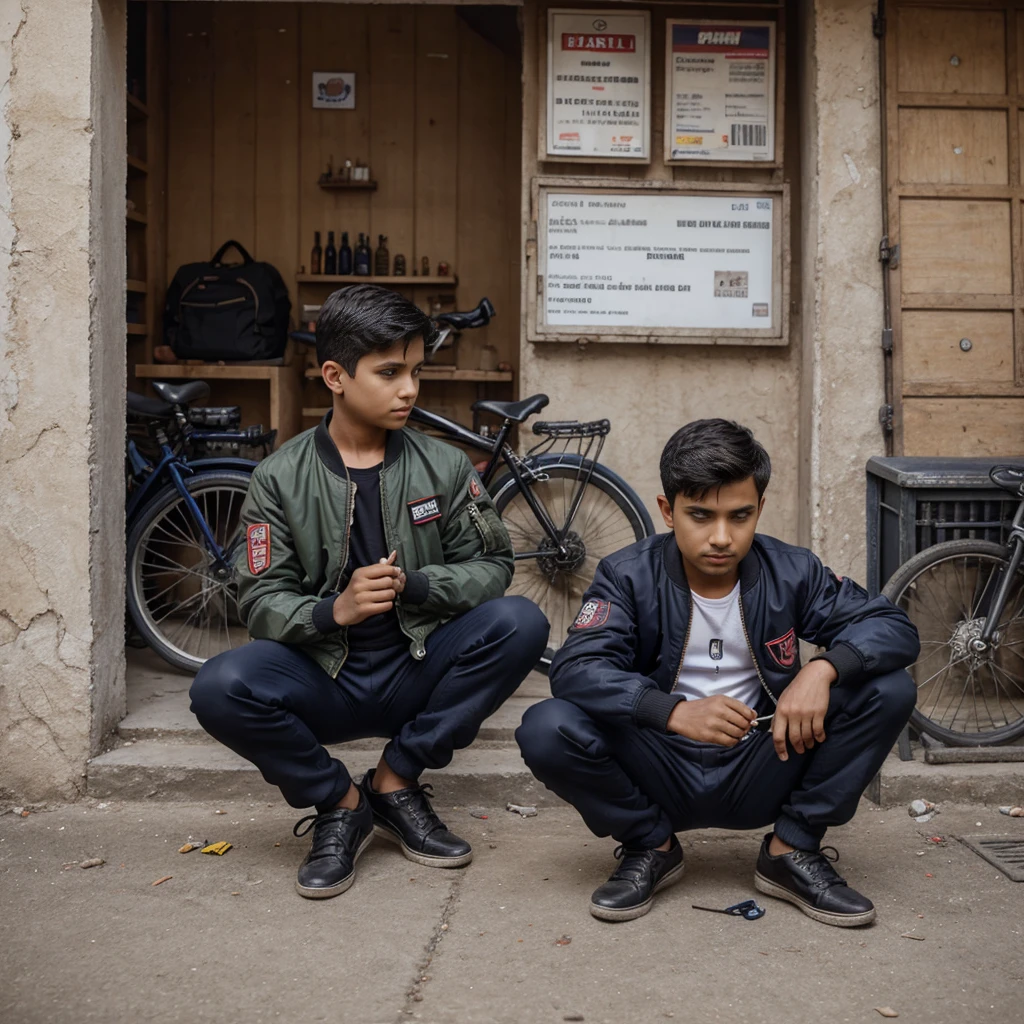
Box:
[125,381,275,673]
[882,464,1024,745]
[414,299,656,672]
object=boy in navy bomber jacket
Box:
[517,419,919,926]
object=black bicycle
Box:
[125,382,275,673]
[414,299,656,671]
[882,465,1024,745]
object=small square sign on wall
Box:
[312,72,355,109]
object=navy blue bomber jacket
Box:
[549,533,921,732]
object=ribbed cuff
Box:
[774,814,826,852]
[402,570,430,605]
[312,594,342,634]
[810,642,864,686]
[634,688,686,732]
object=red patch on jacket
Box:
[247,523,271,575]
[571,598,611,631]
[469,477,482,499]
[765,627,797,669]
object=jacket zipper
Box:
[737,594,778,708]
[671,607,694,688]
[380,468,427,660]
[327,478,357,678]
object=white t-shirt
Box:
[672,582,762,709]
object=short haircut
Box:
[315,284,439,375]
[659,418,771,505]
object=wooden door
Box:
[888,2,1024,455]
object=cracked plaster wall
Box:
[0,0,126,805]
[801,0,886,577]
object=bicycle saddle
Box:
[436,298,495,331]
[151,380,211,406]
[990,464,1024,497]
[471,394,549,423]
[126,390,174,418]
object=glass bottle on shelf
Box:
[354,233,371,276]
[421,256,430,277]
[393,253,406,276]
[310,231,322,275]
[324,231,337,276]
[339,231,352,275]
[374,235,389,276]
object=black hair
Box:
[315,284,439,375]
[659,418,771,505]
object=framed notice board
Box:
[528,178,789,345]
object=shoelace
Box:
[391,782,445,837]
[789,845,845,891]
[610,844,661,886]
[292,810,359,862]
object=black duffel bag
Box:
[164,240,291,361]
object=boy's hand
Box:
[772,660,835,760]
[667,695,756,746]
[332,552,405,626]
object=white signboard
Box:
[546,9,650,161]
[312,71,356,110]
[541,191,776,332]
[666,21,775,163]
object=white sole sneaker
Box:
[754,871,876,927]
[589,857,685,922]
[294,829,375,899]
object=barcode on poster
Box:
[730,124,767,148]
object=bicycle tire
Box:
[126,470,252,674]
[491,461,652,674]
[882,538,1024,745]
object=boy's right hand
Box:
[666,696,756,746]
[332,553,404,626]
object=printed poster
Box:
[547,9,650,161]
[542,191,775,331]
[666,21,776,162]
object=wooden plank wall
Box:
[162,2,522,424]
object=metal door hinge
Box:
[878,404,894,434]
[872,11,886,39]
[881,327,893,352]
[879,236,899,269]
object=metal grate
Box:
[916,499,1015,549]
[955,836,1024,882]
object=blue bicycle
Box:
[125,381,274,673]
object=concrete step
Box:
[87,738,557,807]
[122,646,550,743]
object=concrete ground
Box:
[3,799,1023,1024]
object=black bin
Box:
[865,456,1018,596]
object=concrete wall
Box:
[0,0,126,806]
[799,0,885,574]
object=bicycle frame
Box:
[126,440,256,572]
[979,496,1024,646]
[407,406,572,560]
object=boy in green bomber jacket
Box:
[190,285,549,899]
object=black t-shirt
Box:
[344,464,407,650]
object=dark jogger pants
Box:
[516,670,916,852]
[190,596,549,811]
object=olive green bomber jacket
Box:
[234,413,514,677]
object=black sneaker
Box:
[360,769,472,868]
[292,798,374,899]
[590,835,685,922]
[754,833,875,927]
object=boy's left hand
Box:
[380,552,406,594]
[772,660,836,761]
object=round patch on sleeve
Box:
[571,598,611,631]
[247,523,271,575]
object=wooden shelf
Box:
[127,92,148,119]
[126,323,148,336]
[127,155,149,174]
[303,407,330,418]
[317,179,377,192]
[305,365,512,382]
[296,274,457,287]
[126,210,147,225]
[126,279,148,293]
[136,362,295,381]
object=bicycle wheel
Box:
[882,539,1024,744]
[126,470,252,674]
[491,462,652,673]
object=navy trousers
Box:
[516,670,916,852]
[191,596,549,811]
